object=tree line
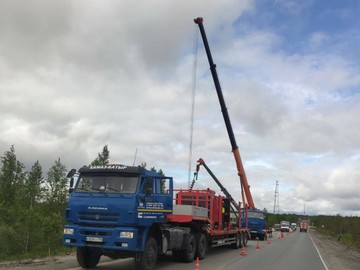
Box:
[266,213,360,249]
[0,145,110,260]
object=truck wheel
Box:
[258,234,265,241]
[231,233,241,249]
[134,237,158,270]
[195,233,207,259]
[180,233,196,263]
[76,247,101,268]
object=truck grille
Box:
[77,211,119,227]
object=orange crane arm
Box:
[194,17,255,209]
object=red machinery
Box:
[165,187,248,248]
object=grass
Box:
[316,227,360,250]
[0,247,75,262]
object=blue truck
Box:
[241,209,267,240]
[63,164,246,270]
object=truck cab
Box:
[241,209,266,240]
[63,164,173,268]
[300,221,309,232]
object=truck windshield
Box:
[247,212,264,219]
[75,175,139,194]
[242,211,264,219]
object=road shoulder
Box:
[309,228,360,270]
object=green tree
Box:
[24,161,44,208]
[0,145,25,209]
[41,212,64,256]
[0,146,26,257]
[42,158,68,256]
[45,158,67,212]
[91,145,110,166]
[22,161,45,253]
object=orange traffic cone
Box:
[195,257,200,270]
[281,232,284,238]
[240,244,247,256]
[256,239,261,250]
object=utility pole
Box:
[273,180,280,214]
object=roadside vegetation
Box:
[311,215,360,249]
[0,145,110,261]
[267,213,360,249]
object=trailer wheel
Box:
[76,247,101,268]
[195,233,207,259]
[134,237,158,270]
[231,233,241,249]
[181,233,196,263]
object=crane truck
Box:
[64,164,244,270]
[63,17,261,270]
[194,17,267,241]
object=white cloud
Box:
[0,0,359,216]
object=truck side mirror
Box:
[67,169,76,178]
[69,177,74,194]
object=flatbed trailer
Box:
[168,189,249,248]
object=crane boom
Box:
[194,158,239,216]
[194,17,255,209]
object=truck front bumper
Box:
[63,224,143,251]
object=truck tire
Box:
[258,234,265,241]
[134,237,158,270]
[231,233,241,249]
[195,233,207,259]
[76,247,101,268]
[180,233,196,263]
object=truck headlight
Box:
[64,228,74,235]
[120,232,134,238]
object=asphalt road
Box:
[1,231,329,270]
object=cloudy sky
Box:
[1,0,359,216]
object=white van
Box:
[280,221,290,232]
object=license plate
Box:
[86,236,103,243]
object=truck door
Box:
[137,176,173,225]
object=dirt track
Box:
[309,228,360,270]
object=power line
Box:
[273,180,280,214]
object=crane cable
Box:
[188,26,199,188]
